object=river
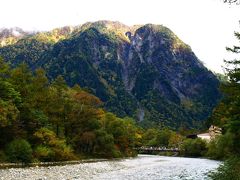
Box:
[0,155,221,180]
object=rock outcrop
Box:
[0,21,221,128]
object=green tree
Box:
[180,138,207,157]
[0,60,23,147]
[207,132,234,159]
[208,31,240,180]
[5,139,32,164]
[104,113,138,156]
[222,32,240,154]
[0,57,10,79]
[211,31,240,155]
[209,157,240,180]
[94,129,117,157]
[33,128,76,161]
[168,132,184,148]
[155,129,172,147]
[0,72,21,127]
[142,128,158,146]
[47,76,68,136]
[0,60,141,161]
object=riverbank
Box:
[0,158,111,169]
[0,155,221,180]
[0,152,216,169]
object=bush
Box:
[207,133,234,160]
[209,157,240,180]
[0,150,7,162]
[5,139,33,164]
[51,143,77,161]
[34,145,55,162]
[111,148,122,158]
[34,128,77,161]
[94,129,116,157]
[180,138,207,157]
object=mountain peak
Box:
[82,20,130,30]
[0,21,221,128]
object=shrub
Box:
[209,157,240,180]
[51,143,77,161]
[180,138,207,157]
[34,145,55,162]
[0,150,7,162]
[207,132,234,160]
[111,148,122,158]
[34,128,77,161]
[94,129,116,157]
[5,139,33,164]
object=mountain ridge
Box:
[0,21,221,129]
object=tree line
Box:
[207,32,240,180]
[0,59,141,163]
[0,59,209,164]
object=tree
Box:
[5,139,32,164]
[0,60,23,147]
[209,157,240,180]
[10,63,33,98]
[142,128,158,146]
[207,132,234,159]
[168,132,184,148]
[104,113,138,155]
[94,129,116,157]
[180,138,207,157]
[0,80,21,127]
[65,87,104,148]
[155,128,172,147]
[0,60,141,161]
[0,57,10,79]
[208,31,240,179]
[47,76,68,136]
[33,128,76,161]
[220,32,240,154]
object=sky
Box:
[0,0,239,73]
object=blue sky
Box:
[0,0,239,73]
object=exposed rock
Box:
[0,21,221,128]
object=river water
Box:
[0,155,221,180]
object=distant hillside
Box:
[0,21,221,129]
[0,27,30,47]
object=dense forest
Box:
[0,59,142,162]
[0,58,198,163]
[0,21,221,129]
[0,58,202,164]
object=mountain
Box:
[0,27,30,47]
[0,21,221,129]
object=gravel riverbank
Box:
[0,161,123,180]
[0,155,221,180]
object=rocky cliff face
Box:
[117,24,220,127]
[0,21,221,128]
